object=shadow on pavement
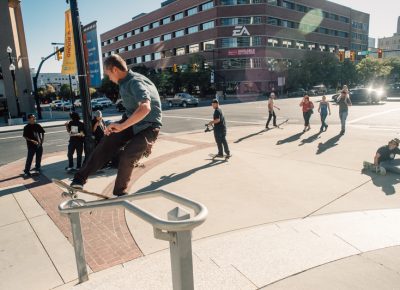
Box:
[316,133,343,154]
[0,184,26,197]
[276,132,304,145]
[361,169,400,195]
[234,129,266,144]
[299,131,322,146]
[136,159,226,193]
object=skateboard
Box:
[265,119,289,130]
[363,161,386,175]
[208,154,231,160]
[22,170,40,177]
[53,178,109,199]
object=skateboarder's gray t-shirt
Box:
[118,70,162,134]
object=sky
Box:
[20,0,400,73]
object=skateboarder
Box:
[299,95,314,132]
[70,54,162,196]
[208,99,231,158]
[318,95,331,132]
[364,138,400,175]
[23,114,45,177]
[265,92,280,129]
[65,112,85,172]
[336,86,352,135]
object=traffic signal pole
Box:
[68,0,95,156]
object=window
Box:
[296,4,308,12]
[153,36,161,44]
[154,52,161,60]
[135,42,141,49]
[203,40,215,50]
[136,56,142,64]
[202,21,214,30]
[126,32,132,37]
[144,40,151,46]
[187,7,198,16]
[134,28,140,35]
[117,35,124,41]
[188,26,198,34]
[176,47,186,56]
[163,33,172,41]
[221,36,261,48]
[282,1,295,9]
[175,30,185,38]
[253,16,262,24]
[201,1,214,11]
[144,54,151,62]
[152,21,160,29]
[101,41,106,47]
[142,25,149,32]
[174,12,184,21]
[189,44,199,53]
[162,17,170,25]
[267,17,279,25]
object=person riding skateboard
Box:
[208,99,231,158]
[70,55,162,196]
[363,138,400,175]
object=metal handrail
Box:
[59,189,208,232]
[59,189,208,290]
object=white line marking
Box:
[348,108,400,124]
[0,130,66,140]
[164,115,265,125]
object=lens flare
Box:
[299,9,323,35]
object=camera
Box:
[204,124,214,132]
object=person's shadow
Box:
[316,134,343,154]
[361,169,400,195]
[276,132,304,145]
[234,129,266,143]
[136,159,226,193]
[299,131,322,146]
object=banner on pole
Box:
[61,10,77,75]
[82,21,101,87]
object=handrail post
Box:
[67,200,88,283]
[168,207,194,290]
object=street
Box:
[1,96,400,166]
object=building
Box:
[0,0,34,118]
[30,72,79,93]
[368,37,376,49]
[377,16,400,59]
[100,0,369,94]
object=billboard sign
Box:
[82,21,101,87]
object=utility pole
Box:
[67,0,95,155]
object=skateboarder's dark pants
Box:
[24,145,43,173]
[68,139,83,168]
[214,131,230,155]
[303,111,312,127]
[266,110,277,127]
[380,159,400,174]
[74,126,159,195]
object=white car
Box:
[95,97,113,107]
[62,101,72,110]
[50,100,62,110]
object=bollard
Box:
[67,200,88,283]
[168,207,194,290]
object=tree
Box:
[356,58,392,84]
[383,57,400,82]
[98,76,119,102]
[44,84,56,100]
[59,84,72,100]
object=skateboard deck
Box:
[363,161,386,175]
[53,178,109,199]
[266,119,289,130]
[208,154,231,160]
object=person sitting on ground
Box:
[366,138,400,175]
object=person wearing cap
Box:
[368,138,400,174]
[92,110,106,146]
[22,114,45,177]
[336,85,352,135]
[65,112,85,172]
[208,99,231,158]
[265,92,280,129]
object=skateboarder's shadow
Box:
[316,134,343,154]
[361,170,400,195]
[136,159,225,193]
[234,129,266,143]
[276,132,304,145]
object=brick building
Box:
[100,0,369,94]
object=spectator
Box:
[22,114,45,177]
[65,112,85,172]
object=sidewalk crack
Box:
[231,264,258,288]
[334,233,362,253]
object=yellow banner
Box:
[61,10,77,75]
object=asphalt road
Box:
[1,96,400,166]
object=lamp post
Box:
[7,46,21,117]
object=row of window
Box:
[220,57,291,70]
[221,36,262,48]
[352,21,368,32]
[220,16,262,26]
[268,17,349,38]
[101,1,213,46]
[266,36,344,52]
[352,32,368,42]
[350,43,368,51]
[220,0,353,26]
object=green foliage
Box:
[98,75,119,102]
[356,58,392,84]
[59,84,72,100]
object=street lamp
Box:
[7,46,21,117]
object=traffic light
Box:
[377,48,383,59]
[173,63,177,73]
[56,46,62,61]
[350,50,356,62]
[338,50,345,62]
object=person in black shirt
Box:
[92,110,106,145]
[371,138,400,174]
[65,112,85,171]
[23,114,45,177]
[208,99,231,158]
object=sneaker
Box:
[65,167,74,172]
[265,126,270,130]
[325,125,328,131]
[113,192,128,197]
[215,154,224,158]
[23,172,31,178]
[226,153,232,158]
[70,180,83,190]
[31,169,40,175]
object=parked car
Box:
[50,100,62,110]
[91,99,103,110]
[388,83,400,97]
[95,97,113,107]
[333,88,386,104]
[165,93,199,107]
[115,99,125,112]
[287,89,306,98]
[62,101,72,110]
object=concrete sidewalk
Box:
[1,121,400,289]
